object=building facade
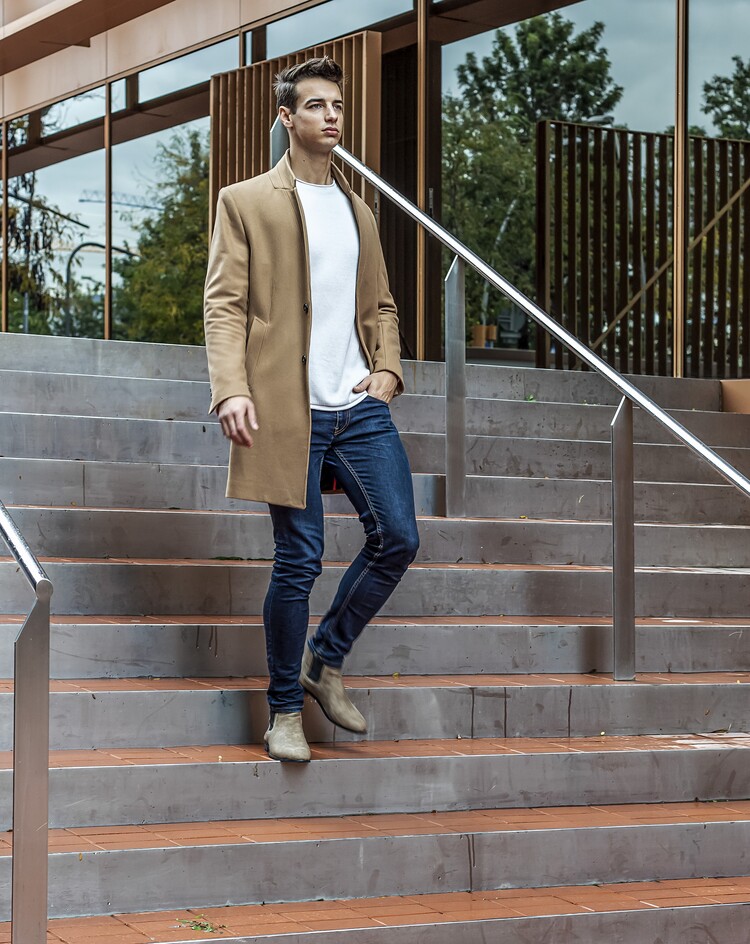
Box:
[0,0,748,377]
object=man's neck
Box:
[288,145,334,185]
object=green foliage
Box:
[113,127,209,344]
[443,14,623,335]
[7,167,76,335]
[442,97,536,320]
[702,55,750,140]
[176,915,226,933]
[59,277,105,338]
[454,12,623,142]
[7,110,104,337]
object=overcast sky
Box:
[442,0,750,135]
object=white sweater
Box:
[296,178,370,411]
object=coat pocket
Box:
[245,318,268,390]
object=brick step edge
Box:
[21,880,750,943]
[7,799,750,855]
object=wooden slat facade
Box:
[537,119,750,378]
[208,31,382,231]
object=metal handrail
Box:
[333,144,750,500]
[0,499,52,944]
[328,143,750,681]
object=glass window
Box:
[3,37,227,342]
[138,38,238,102]
[109,40,216,345]
[7,114,105,337]
[8,115,28,148]
[266,0,412,58]
[42,86,106,135]
[688,1,750,137]
[442,1,675,365]
[686,0,750,377]
[110,79,128,113]
[110,116,210,344]
[443,3,675,134]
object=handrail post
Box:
[0,500,52,944]
[12,587,51,944]
[445,257,466,518]
[611,397,636,680]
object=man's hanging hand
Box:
[217,395,259,447]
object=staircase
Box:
[2,331,750,943]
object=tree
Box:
[8,93,112,337]
[442,96,536,309]
[7,119,80,335]
[702,55,750,139]
[454,12,623,142]
[113,126,209,344]
[58,274,106,339]
[443,13,623,337]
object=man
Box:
[203,57,419,763]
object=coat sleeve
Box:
[369,216,405,396]
[204,187,252,413]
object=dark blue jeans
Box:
[263,395,420,713]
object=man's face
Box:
[280,77,343,155]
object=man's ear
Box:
[279,106,293,129]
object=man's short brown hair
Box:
[274,56,344,112]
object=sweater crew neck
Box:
[296,178,337,189]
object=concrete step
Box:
[29,884,750,943]
[1,367,213,422]
[5,456,749,525]
[455,398,749,446]
[0,410,448,476]
[466,474,750,524]
[0,801,747,919]
[10,505,750,569]
[0,733,741,830]
[1,616,746,679]
[0,332,210,381]
[461,435,750,485]
[0,673,745,749]
[0,410,231,465]
[5,557,750,619]
[398,395,750,446]
[405,360,722,411]
[6,410,748,485]
[0,456,443,516]
[0,333,722,409]
[3,366,742,447]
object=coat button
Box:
[301,355,307,365]
[303,303,309,314]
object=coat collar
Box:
[268,149,353,196]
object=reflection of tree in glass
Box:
[7,118,80,335]
[64,276,105,339]
[702,55,750,140]
[454,13,623,142]
[442,13,622,340]
[113,127,209,344]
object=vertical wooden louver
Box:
[537,119,750,378]
[209,30,382,231]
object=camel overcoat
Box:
[203,151,404,508]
